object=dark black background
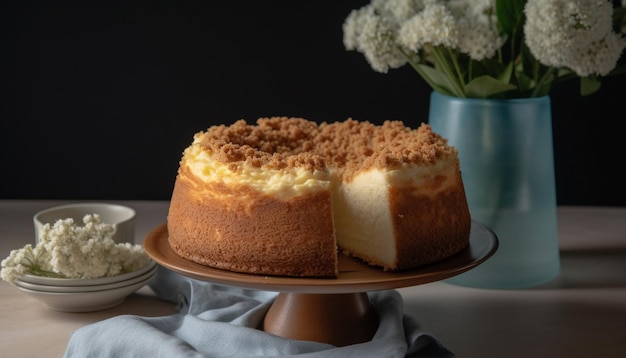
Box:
[1,1,624,205]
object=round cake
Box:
[167,117,471,277]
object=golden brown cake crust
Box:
[168,166,338,277]
[388,171,471,270]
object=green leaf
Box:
[613,7,626,34]
[416,64,458,96]
[580,76,601,96]
[464,75,517,98]
[515,69,536,93]
[496,0,526,37]
[498,61,513,84]
[518,42,537,79]
[470,58,512,83]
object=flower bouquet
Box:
[343,0,626,99]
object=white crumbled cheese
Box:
[0,214,150,283]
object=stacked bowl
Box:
[12,260,157,312]
[8,202,155,312]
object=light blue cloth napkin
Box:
[64,266,453,357]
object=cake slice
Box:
[320,119,470,271]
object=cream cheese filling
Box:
[184,146,330,200]
[383,160,457,191]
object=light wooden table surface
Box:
[1,200,625,357]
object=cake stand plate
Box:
[144,221,497,346]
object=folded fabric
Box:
[64,267,453,357]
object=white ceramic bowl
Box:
[14,265,158,293]
[15,271,157,312]
[33,203,136,244]
[18,260,156,287]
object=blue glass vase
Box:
[428,91,560,289]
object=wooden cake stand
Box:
[143,222,497,347]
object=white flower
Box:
[1,214,150,283]
[1,243,54,283]
[567,33,625,76]
[524,0,625,76]
[449,0,504,60]
[343,0,626,98]
[343,5,408,73]
[398,1,459,52]
[1,246,35,282]
[372,0,426,25]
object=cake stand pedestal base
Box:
[143,222,498,348]
[263,292,378,347]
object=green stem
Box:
[401,49,446,93]
[531,67,556,97]
[25,265,65,278]
[446,47,466,93]
[431,46,466,97]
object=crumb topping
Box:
[194,117,326,172]
[189,117,456,176]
